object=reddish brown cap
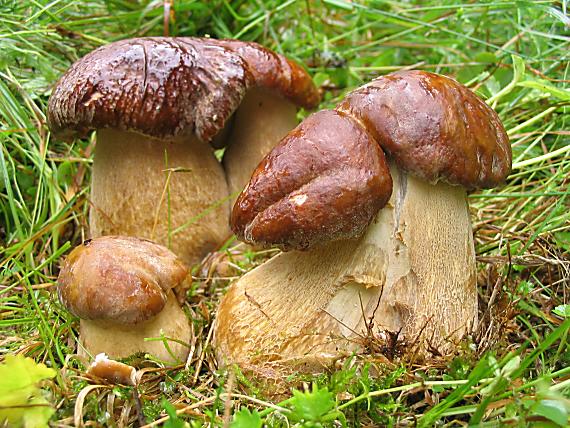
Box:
[58,236,188,325]
[231,110,393,250]
[211,40,320,109]
[48,37,319,143]
[231,70,510,251]
[337,70,511,189]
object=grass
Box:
[0,0,569,426]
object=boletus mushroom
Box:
[58,236,191,363]
[48,37,318,266]
[214,71,511,377]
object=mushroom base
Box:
[79,291,191,364]
[90,129,230,267]
[222,88,298,199]
[213,166,477,378]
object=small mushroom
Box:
[58,236,191,363]
[87,353,137,386]
[214,71,511,376]
[48,37,318,266]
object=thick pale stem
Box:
[90,129,229,266]
[79,291,191,364]
[222,88,298,199]
[213,167,477,375]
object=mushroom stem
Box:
[90,129,229,266]
[222,88,297,199]
[79,291,191,364]
[214,164,477,374]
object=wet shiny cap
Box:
[231,110,393,251]
[57,236,188,325]
[48,37,319,143]
[230,71,510,251]
[337,70,511,189]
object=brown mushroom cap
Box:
[337,70,511,189]
[47,37,319,143]
[231,70,511,251]
[231,110,393,250]
[210,39,320,108]
[58,236,188,325]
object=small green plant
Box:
[231,408,262,428]
[553,305,570,319]
[287,384,344,426]
[162,399,189,428]
[0,355,56,427]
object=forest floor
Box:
[0,1,569,426]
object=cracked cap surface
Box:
[48,37,319,143]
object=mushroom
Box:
[48,37,318,266]
[214,71,511,376]
[87,353,137,386]
[209,39,320,197]
[58,236,191,363]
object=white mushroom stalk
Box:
[223,88,298,199]
[80,290,191,364]
[215,166,477,374]
[91,130,228,266]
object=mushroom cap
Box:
[47,37,319,143]
[231,110,393,250]
[230,71,511,251]
[58,236,188,325]
[337,70,511,189]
